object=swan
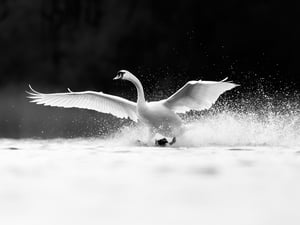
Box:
[27,70,239,145]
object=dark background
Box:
[0,0,299,138]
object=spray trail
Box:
[110,110,300,148]
[179,111,300,147]
[110,81,300,147]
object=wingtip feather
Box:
[220,77,228,82]
[29,84,38,93]
[26,84,41,95]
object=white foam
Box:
[179,111,300,147]
[110,109,300,148]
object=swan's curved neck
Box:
[128,75,145,105]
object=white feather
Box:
[163,79,239,113]
[26,85,138,122]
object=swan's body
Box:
[27,70,239,145]
[138,101,183,137]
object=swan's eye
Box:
[117,71,125,78]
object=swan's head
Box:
[113,70,134,81]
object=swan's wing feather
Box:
[27,85,138,122]
[163,79,239,113]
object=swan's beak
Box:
[113,75,121,80]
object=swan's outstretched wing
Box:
[27,85,138,122]
[163,78,239,113]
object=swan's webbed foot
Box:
[155,138,169,146]
[155,137,176,146]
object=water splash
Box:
[179,111,300,147]
[109,81,300,148]
[110,109,300,148]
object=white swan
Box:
[27,70,239,145]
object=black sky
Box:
[0,0,299,93]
